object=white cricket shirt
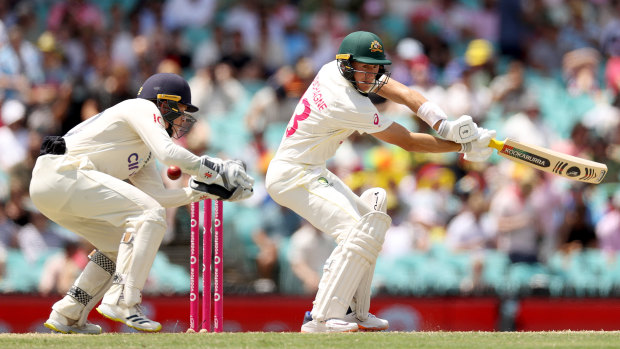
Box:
[63,98,201,180]
[273,60,393,167]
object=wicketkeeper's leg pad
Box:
[52,249,117,325]
[311,210,391,322]
[102,207,166,308]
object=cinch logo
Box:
[128,153,139,171]
[501,145,550,167]
[369,40,383,53]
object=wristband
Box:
[416,101,447,128]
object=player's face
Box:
[163,104,188,128]
[352,61,380,93]
[164,103,196,138]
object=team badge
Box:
[369,40,383,53]
[317,177,330,187]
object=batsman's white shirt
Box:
[266,61,393,240]
[30,99,201,252]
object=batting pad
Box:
[353,188,388,320]
[312,211,391,321]
[52,250,116,324]
[102,207,166,307]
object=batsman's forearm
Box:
[405,134,461,153]
[373,122,460,153]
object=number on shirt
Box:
[286,98,311,137]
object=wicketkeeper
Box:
[30,73,254,334]
[266,31,495,332]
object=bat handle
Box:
[488,138,504,152]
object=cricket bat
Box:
[488,138,607,184]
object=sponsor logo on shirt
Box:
[127,152,151,176]
[128,153,139,171]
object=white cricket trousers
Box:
[29,154,164,253]
[265,159,371,241]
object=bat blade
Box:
[488,138,607,184]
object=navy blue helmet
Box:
[137,73,198,138]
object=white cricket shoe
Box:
[96,303,162,332]
[301,318,358,333]
[44,310,102,334]
[344,312,388,331]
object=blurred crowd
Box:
[0,0,620,298]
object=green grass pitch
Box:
[2,331,620,349]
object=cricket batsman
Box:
[30,73,254,334]
[265,31,495,332]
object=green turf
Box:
[2,332,620,349]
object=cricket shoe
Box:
[344,312,389,331]
[301,318,358,333]
[96,303,162,332]
[44,310,102,334]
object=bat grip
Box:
[488,138,504,152]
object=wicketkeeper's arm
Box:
[129,160,207,208]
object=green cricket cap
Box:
[337,31,392,65]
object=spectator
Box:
[0,200,17,249]
[488,165,541,264]
[0,99,28,171]
[17,207,70,264]
[0,25,43,101]
[162,0,216,31]
[558,186,597,251]
[251,199,301,293]
[489,60,527,116]
[0,242,5,284]
[445,187,494,294]
[445,191,494,253]
[38,241,90,296]
[287,221,334,295]
[595,192,620,257]
[501,92,556,148]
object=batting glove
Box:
[437,115,479,144]
[461,128,496,162]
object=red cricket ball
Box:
[167,165,182,180]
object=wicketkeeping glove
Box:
[189,177,253,202]
[198,156,255,192]
[437,115,479,144]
